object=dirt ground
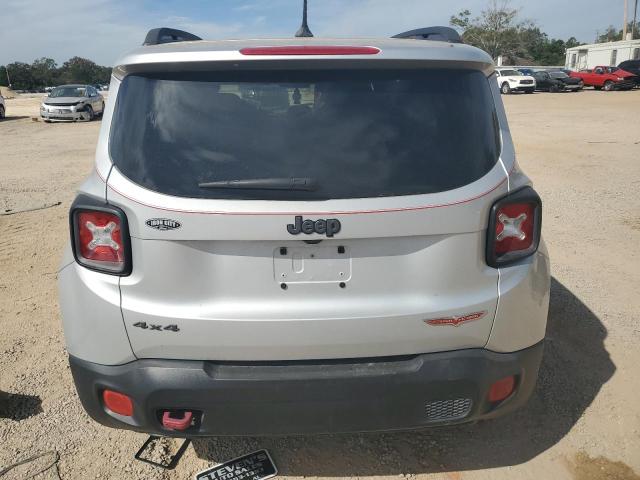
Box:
[0,90,639,480]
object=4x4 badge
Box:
[287,216,341,237]
[146,218,181,231]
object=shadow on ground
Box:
[0,116,30,122]
[0,391,43,421]
[192,277,615,475]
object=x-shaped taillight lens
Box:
[487,187,542,267]
[75,210,126,272]
[496,212,528,242]
[86,220,120,251]
[494,204,535,255]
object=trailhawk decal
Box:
[145,218,181,231]
[287,216,341,237]
[424,311,487,327]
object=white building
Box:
[565,39,640,70]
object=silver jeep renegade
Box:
[58,24,550,436]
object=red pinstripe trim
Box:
[97,166,512,216]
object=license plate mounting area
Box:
[273,246,352,284]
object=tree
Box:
[0,66,9,87]
[31,57,58,88]
[565,37,581,49]
[450,0,523,61]
[58,56,100,84]
[54,57,111,85]
[518,26,549,61]
[597,25,620,43]
[596,22,640,42]
[93,65,111,84]
[0,57,112,90]
[4,62,35,90]
[450,0,584,65]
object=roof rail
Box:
[393,27,462,44]
[143,28,202,46]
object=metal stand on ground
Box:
[134,435,191,470]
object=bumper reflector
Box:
[488,376,516,403]
[102,390,133,417]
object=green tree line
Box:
[449,0,637,65]
[1,1,636,87]
[596,22,640,43]
[0,57,111,91]
[449,0,582,65]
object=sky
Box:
[0,0,631,66]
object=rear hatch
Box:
[107,49,509,361]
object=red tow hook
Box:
[161,410,193,431]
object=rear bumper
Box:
[512,85,535,91]
[613,80,636,90]
[69,341,544,436]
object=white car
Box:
[496,68,536,94]
[58,26,550,436]
[0,91,5,119]
[40,84,105,122]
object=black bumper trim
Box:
[69,342,544,436]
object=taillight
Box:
[486,187,541,268]
[70,195,131,275]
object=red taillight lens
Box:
[77,211,124,264]
[102,390,133,417]
[240,46,381,56]
[486,187,541,267]
[488,376,516,403]
[70,196,131,275]
[494,203,535,255]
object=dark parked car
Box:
[617,60,640,86]
[548,71,583,91]
[532,71,567,92]
[518,68,538,76]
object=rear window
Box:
[110,69,500,201]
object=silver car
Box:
[58,26,550,436]
[40,84,104,122]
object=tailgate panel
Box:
[120,234,499,361]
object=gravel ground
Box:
[0,90,639,480]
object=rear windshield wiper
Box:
[198,177,317,191]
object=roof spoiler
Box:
[143,28,202,46]
[393,27,462,44]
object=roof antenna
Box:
[295,0,314,37]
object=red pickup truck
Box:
[570,66,637,91]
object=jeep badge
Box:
[287,216,341,237]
